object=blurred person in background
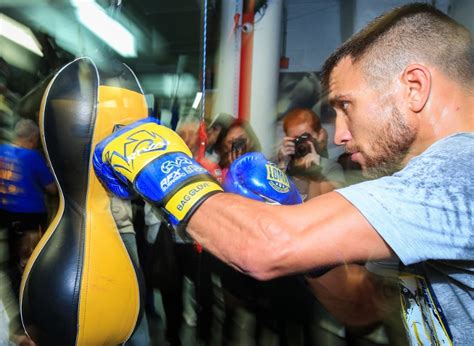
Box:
[179,116,223,183]
[205,112,234,165]
[213,120,264,345]
[0,118,55,346]
[0,119,57,231]
[109,196,151,346]
[277,108,345,200]
[215,122,315,346]
[216,121,261,179]
[0,119,57,289]
[144,116,216,346]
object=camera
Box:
[293,133,312,158]
[231,137,247,153]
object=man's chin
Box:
[361,167,378,179]
[364,161,401,179]
[359,164,375,178]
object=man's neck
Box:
[408,81,474,161]
[13,138,33,149]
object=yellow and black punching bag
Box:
[19,57,148,345]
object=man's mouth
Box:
[345,145,361,161]
[350,152,361,162]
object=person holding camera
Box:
[277,108,345,200]
[217,121,261,179]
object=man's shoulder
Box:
[403,132,473,177]
[426,132,474,155]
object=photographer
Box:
[217,121,260,179]
[277,108,345,200]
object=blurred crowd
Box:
[1,84,402,346]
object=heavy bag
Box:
[20,57,148,345]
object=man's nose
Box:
[334,115,352,145]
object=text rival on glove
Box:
[127,140,167,162]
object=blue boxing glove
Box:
[93,117,222,228]
[223,153,329,277]
[223,152,302,205]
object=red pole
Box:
[238,0,255,122]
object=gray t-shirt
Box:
[337,133,473,345]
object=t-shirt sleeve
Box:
[32,151,55,187]
[336,134,473,266]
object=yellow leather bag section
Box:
[165,181,222,221]
[76,86,147,345]
[102,122,192,182]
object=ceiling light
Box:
[192,92,203,109]
[71,0,137,57]
[0,14,43,57]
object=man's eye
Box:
[341,101,349,111]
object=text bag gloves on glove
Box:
[20,57,147,345]
[93,117,223,229]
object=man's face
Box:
[328,57,416,177]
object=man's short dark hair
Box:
[321,3,473,90]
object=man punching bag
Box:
[19,57,148,345]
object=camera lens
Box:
[293,133,311,158]
[231,138,247,152]
[295,142,309,157]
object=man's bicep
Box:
[320,180,341,194]
[287,192,396,272]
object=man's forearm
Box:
[187,192,394,280]
[187,193,296,280]
[306,264,399,326]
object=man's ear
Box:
[402,64,431,112]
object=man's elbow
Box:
[240,229,295,281]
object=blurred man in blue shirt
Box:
[0,118,57,233]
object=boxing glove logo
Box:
[265,163,290,193]
[102,123,169,181]
[161,157,193,174]
[160,157,208,192]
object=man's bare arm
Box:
[308,180,341,199]
[306,264,399,326]
[187,191,395,280]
